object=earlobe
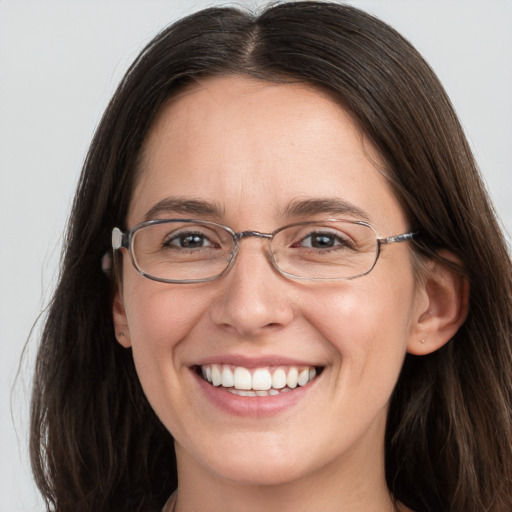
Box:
[112,289,132,348]
[408,251,469,356]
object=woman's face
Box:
[115,76,426,487]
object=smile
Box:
[198,364,320,396]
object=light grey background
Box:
[1,1,511,510]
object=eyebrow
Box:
[143,196,370,223]
[143,197,224,222]
[284,198,371,222]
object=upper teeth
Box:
[201,364,317,392]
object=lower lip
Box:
[192,369,318,418]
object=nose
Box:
[209,238,296,338]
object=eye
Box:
[295,230,355,250]
[164,231,217,249]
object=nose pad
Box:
[209,241,295,337]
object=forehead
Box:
[129,75,405,232]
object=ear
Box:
[407,251,469,355]
[112,287,132,348]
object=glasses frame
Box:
[112,218,418,284]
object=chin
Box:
[212,459,307,487]
[193,436,324,487]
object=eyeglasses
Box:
[112,219,417,284]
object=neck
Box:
[165,494,408,512]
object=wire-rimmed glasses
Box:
[111,218,418,284]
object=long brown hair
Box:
[31,2,512,511]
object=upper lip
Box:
[191,354,324,368]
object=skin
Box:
[114,75,465,512]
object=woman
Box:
[30,2,512,511]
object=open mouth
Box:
[196,364,323,397]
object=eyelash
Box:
[293,232,356,251]
[163,231,218,249]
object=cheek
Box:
[308,282,413,341]
[120,278,216,429]
[304,275,416,389]
[122,277,210,360]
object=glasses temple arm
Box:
[112,227,129,250]
[379,232,418,245]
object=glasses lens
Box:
[271,221,378,280]
[131,221,234,282]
